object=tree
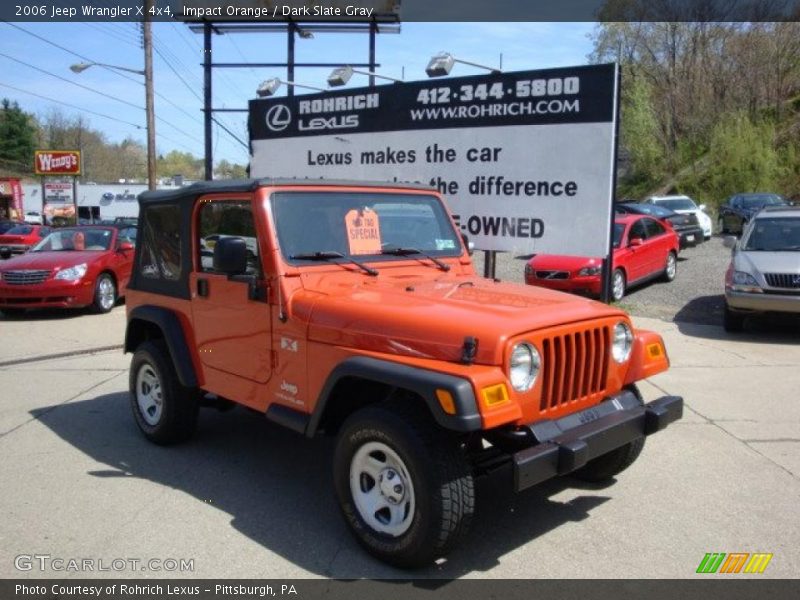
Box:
[0,99,37,173]
[215,159,247,179]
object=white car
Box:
[646,195,713,240]
[23,212,43,225]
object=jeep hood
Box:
[294,275,626,365]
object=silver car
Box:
[723,206,800,331]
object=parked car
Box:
[615,202,704,249]
[525,214,680,301]
[0,220,24,235]
[646,194,713,240]
[723,205,800,331]
[0,226,136,315]
[0,225,51,259]
[24,211,43,225]
[718,193,788,235]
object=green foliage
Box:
[701,114,783,204]
[0,98,37,173]
[619,77,666,194]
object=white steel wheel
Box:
[349,441,415,537]
[135,363,163,426]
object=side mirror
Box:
[629,237,644,247]
[722,235,737,249]
[213,237,247,275]
[699,204,707,211]
[118,241,134,252]
[461,233,475,256]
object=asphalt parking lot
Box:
[1,249,799,579]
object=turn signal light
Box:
[481,383,509,407]
[435,389,456,415]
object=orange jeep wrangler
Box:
[125,179,682,567]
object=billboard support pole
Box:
[203,22,213,180]
[601,62,622,303]
[483,250,496,279]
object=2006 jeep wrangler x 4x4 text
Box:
[124,179,682,567]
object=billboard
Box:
[34,150,81,176]
[250,64,618,256]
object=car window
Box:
[743,217,800,251]
[139,205,182,280]
[644,218,665,237]
[272,192,461,263]
[628,220,647,241]
[655,198,697,211]
[197,200,261,275]
[38,227,50,237]
[612,223,625,248]
[117,227,137,247]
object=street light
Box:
[70,62,144,76]
[256,78,325,97]
[69,56,156,192]
[425,52,501,77]
[327,66,403,87]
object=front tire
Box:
[723,304,746,332]
[611,269,626,302]
[129,340,199,445]
[333,401,474,568]
[93,273,117,313]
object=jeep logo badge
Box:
[265,105,291,132]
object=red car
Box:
[0,224,51,259]
[525,214,680,301]
[0,226,137,315]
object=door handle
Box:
[197,278,209,297]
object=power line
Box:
[211,116,249,149]
[0,82,144,129]
[0,52,144,111]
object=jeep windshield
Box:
[272,191,462,266]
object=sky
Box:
[0,21,596,166]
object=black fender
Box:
[306,356,482,437]
[125,305,198,388]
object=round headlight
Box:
[509,342,540,392]
[612,321,633,363]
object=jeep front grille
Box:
[540,326,610,412]
[764,273,800,289]
[2,270,52,285]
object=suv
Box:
[646,195,713,240]
[124,179,683,567]
[723,205,800,331]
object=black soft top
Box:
[138,178,436,206]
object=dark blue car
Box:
[719,193,788,235]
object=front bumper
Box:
[726,290,800,314]
[0,279,95,309]
[525,275,601,297]
[513,390,683,491]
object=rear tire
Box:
[662,251,677,282]
[333,399,474,568]
[723,304,746,333]
[129,340,199,445]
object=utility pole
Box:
[143,0,157,190]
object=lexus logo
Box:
[265,104,291,132]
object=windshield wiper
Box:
[381,246,451,272]
[289,251,378,276]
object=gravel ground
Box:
[471,236,733,325]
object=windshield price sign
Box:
[250,64,618,256]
